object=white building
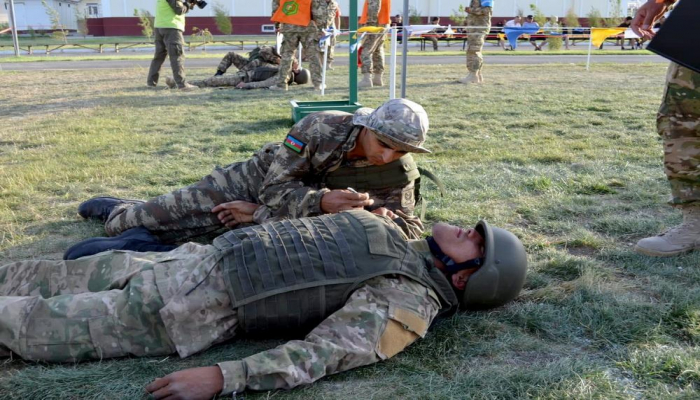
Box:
[2,0,98,30]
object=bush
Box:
[450,5,468,27]
[134,9,154,40]
[586,8,604,28]
[75,9,89,38]
[213,3,232,35]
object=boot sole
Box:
[633,244,697,257]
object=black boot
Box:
[215,70,225,76]
[78,196,144,222]
[63,227,177,260]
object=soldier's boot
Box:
[477,71,484,83]
[165,77,177,89]
[63,227,178,260]
[313,83,325,94]
[178,82,199,91]
[78,196,144,223]
[458,72,479,84]
[372,74,384,87]
[634,205,700,257]
[358,73,373,88]
[214,69,225,76]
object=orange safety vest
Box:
[360,0,391,25]
[271,0,312,27]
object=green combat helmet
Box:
[463,220,528,309]
[352,98,431,154]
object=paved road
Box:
[0,55,666,71]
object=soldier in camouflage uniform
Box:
[0,209,527,399]
[270,0,338,91]
[459,0,492,84]
[358,0,390,88]
[632,0,700,256]
[75,99,430,259]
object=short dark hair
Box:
[626,16,633,21]
[526,15,534,19]
[431,17,439,22]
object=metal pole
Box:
[401,0,409,98]
[349,0,358,104]
[8,0,20,57]
[389,27,397,99]
[586,28,593,71]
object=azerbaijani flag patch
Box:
[284,135,306,153]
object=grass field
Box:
[0,62,698,399]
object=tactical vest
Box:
[251,66,282,83]
[322,154,419,191]
[213,210,458,337]
[154,0,186,31]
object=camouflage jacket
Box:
[272,0,339,33]
[217,241,442,394]
[467,0,492,17]
[253,111,424,238]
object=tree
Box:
[41,0,68,43]
[75,9,89,38]
[565,5,579,28]
[134,9,154,40]
[408,6,421,25]
[450,5,468,27]
[213,3,232,35]
[529,4,546,26]
[586,7,604,28]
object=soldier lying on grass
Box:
[71,99,431,259]
[0,209,527,399]
[165,46,311,90]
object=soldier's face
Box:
[359,128,407,166]
[432,223,485,290]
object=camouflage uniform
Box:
[103,111,423,242]
[658,63,700,205]
[273,0,338,89]
[0,212,447,395]
[360,0,388,75]
[191,48,282,88]
[466,0,492,74]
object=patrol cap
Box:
[352,99,431,154]
[461,220,528,310]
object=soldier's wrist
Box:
[217,361,247,395]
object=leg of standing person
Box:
[147,28,168,87]
[271,33,302,90]
[327,34,336,69]
[460,29,486,84]
[303,31,324,90]
[359,32,384,88]
[162,28,188,89]
[636,64,700,256]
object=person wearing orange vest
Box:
[358,0,391,88]
[269,0,339,92]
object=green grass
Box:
[0,62,698,398]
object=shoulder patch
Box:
[284,134,306,154]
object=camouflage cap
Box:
[352,99,431,154]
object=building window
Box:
[87,3,99,17]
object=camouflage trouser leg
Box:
[658,63,700,205]
[217,52,250,74]
[328,35,336,65]
[466,31,487,73]
[0,250,177,362]
[278,34,301,88]
[104,159,264,243]
[360,32,385,74]
[279,32,322,88]
[191,72,247,88]
[303,32,323,87]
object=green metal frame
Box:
[291,0,362,122]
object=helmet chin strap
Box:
[426,236,483,274]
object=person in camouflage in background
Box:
[459,0,492,84]
[0,208,527,399]
[358,0,390,88]
[73,99,431,259]
[270,0,339,91]
[631,0,700,256]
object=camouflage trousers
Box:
[104,148,272,243]
[658,63,700,205]
[466,15,491,73]
[147,28,187,88]
[218,51,250,73]
[360,31,385,74]
[279,31,322,88]
[0,244,237,362]
[191,71,250,88]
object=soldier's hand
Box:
[146,366,224,400]
[631,0,668,40]
[212,200,260,227]
[371,207,398,219]
[235,82,245,89]
[321,190,374,213]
